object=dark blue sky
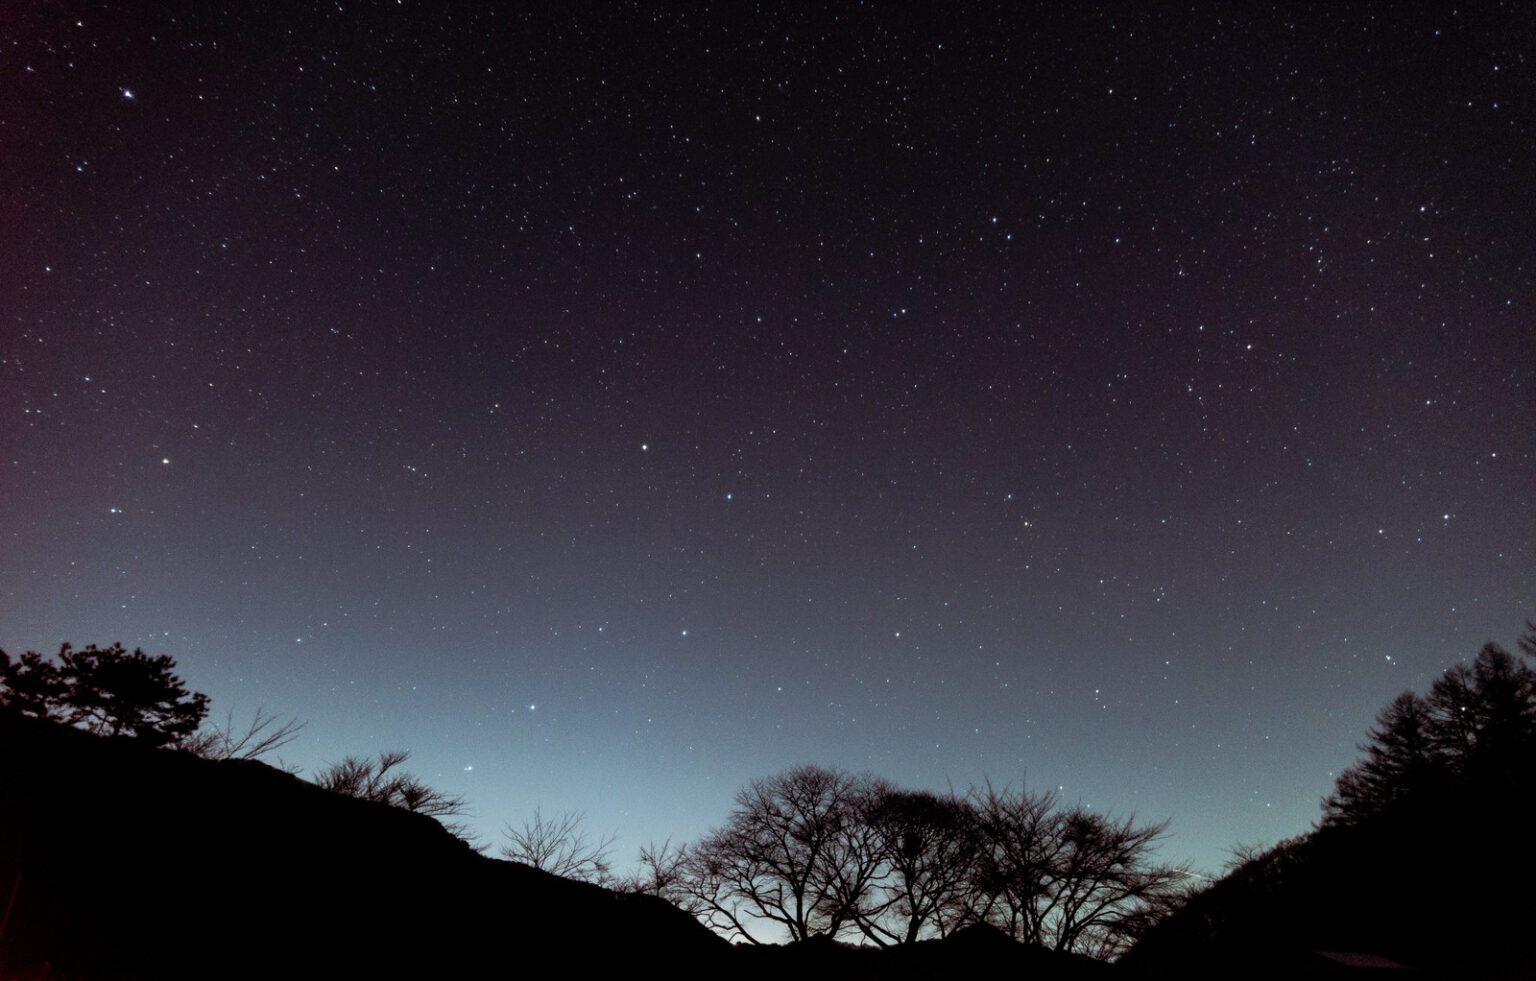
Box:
[3,2,1532,882]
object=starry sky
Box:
[3,3,1533,882]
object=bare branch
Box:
[500,808,617,884]
[313,751,473,840]
[616,838,699,909]
[679,764,876,944]
[178,707,306,766]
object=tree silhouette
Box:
[0,642,209,746]
[1047,809,1181,958]
[617,839,700,911]
[314,750,472,838]
[500,808,617,883]
[1130,625,1536,976]
[966,782,1179,958]
[1426,638,1536,774]
[672,766,1178,955]
[1321,691,1438,824]
[852,787,980,946]
[966,781,1068,945]
[177,707,306,766]
[1323,625,1536,826]
[681,764,874,943]
[0,649,62,720]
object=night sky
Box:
[4,3,1532,883]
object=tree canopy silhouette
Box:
[681,764,872,943]
[965,782,1181,958]
[1126,624,1536,977]
[850,787,982,946]
[0,642,209,746]
[670,764,1178,956]
[1322,623,1536,826]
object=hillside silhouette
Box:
[1122,634,1536,979]
[7,629,1535,978]
[0,711,1109,980]
[0,711,727,980]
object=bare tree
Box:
[500,808,616,883]
[966,781,1180,958]
[816,778,895,940]
[615,838,701,910]
[967,781,1068,945]
[852,788,980,945]
[1048,809,1182,958]
[177,707,305,766]
[678,764,875,944]
[314,750,472,838]
[1223,840,1274,873]
[666,769,1180,957]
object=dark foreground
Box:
[5,709,1531,979]
[0,712,1110,980]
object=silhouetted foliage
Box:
[314,750,471,838]
[1321,691,1438,822]
[1127,624,1536,977]
[1323,624,1536,827]
[0,642,209,746]
[176,707,306,765]
[500,808,617,883]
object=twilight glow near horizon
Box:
[2,2,1532,880]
